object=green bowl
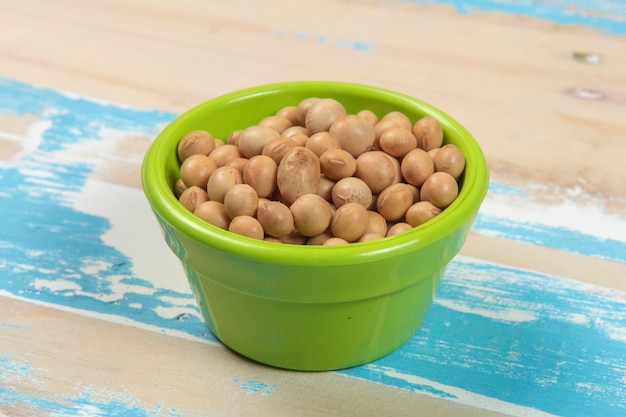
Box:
[141,81,489,371]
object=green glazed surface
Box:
[141,81,489,370]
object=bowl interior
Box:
[142,81,489,267]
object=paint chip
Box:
[231,378,277,397]
[570,87,605,100]
[570,51,601,64]
[268,27,375,51]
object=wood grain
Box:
[1,1,625,416]
[1,0,625,202]
[0,295,508,417]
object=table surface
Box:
[1,1,625,416]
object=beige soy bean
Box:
[413,116,444,151]
[427,148,439,159]
[433,144,465,179]
[386,222,413,236]
[420,172,459,209]
[225,157,249,173]
[329,114,376,158]
[174,178,187,198]
[319,149,357,180]
[376,183,414,222]
[278,230,308,245]
[316,175,336,202]
[382,111,412,130]
[179,186,209,212]
[209,144,243,167]
[262,136,298,165]
[258,115,293,133]
[331,177,372,209]
[228,216,264,240]
[193,201,230,230]
[355,151,400,194]
[379,127,417,157]
[282,126,309,138]
[305,98,347,134]
[407,184,420,204]
[364,210,388,237]
[276,146,321,205]
[275,106,299,126]
[356,109,378,126]
[306,132,341,157]
[330,202,369,243]
[227,130,241,145]
[237,126,281,158]
[374,116,410,146]
[307,231,334,245]
[290,194,333,237]
[177,130,215,161]
[401,148,434,187]
[289,133,309,147]
[206,165,243,202]
[257,200,294,238]
[179,154,217,188]
[323,237,350,246]
[223,184,259,219]
[243,155,278,198]
[296,97,320,126]
[358,232,385,242]
[405,201,442,227]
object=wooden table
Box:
[1,1,625,416]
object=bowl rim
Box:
[141,81,489,266]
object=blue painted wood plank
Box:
[1,77,625,416]
[341,257,626,417]
[395,0,626,34]
[473,189,626,264]
[0,353,187,416]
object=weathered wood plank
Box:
[0,0,625,199]
[0,295,509,417]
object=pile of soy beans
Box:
[173,97,465,245]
